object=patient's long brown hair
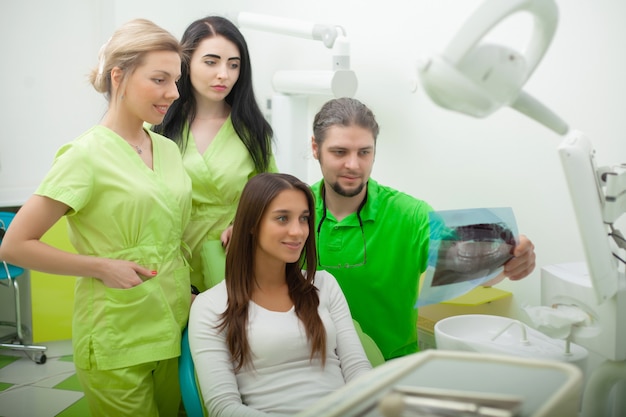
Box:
[218,173,325,371]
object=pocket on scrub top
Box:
[103,278,178,350]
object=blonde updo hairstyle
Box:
[89,18,181,101]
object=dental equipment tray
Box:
[297,350,583,417]
[380,385,522,417]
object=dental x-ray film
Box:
[416,207,518,307]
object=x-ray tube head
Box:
[272,70,358,97]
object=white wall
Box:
[0,0,115,205]
[3,0,626,310]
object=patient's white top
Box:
[188,271,372,417]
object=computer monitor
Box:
[557,130,620,304]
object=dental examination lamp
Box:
[417,0,626,415]
[418,0,566,135]
[231,12,358,180]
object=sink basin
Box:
[434,314,587,367]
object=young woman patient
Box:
[188,173,372,416]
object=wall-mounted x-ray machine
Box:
[231,12,358,181]
[417,0,626,416]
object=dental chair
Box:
[179,327,205,417]
[0,211,47,364]
[179,319,384,417]
[352,319,385,367]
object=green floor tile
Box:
[53,373,83,392]
[55,396,92,417]
[0,354,20,369]
[0,381,12,391]
[58,354,74,363]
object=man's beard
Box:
[329,179,365,197]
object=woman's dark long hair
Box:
[219,173,325,371]
[152,16,273,172]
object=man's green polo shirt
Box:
[312,179,432,360]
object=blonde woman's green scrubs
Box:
[36,126,192,417]
[180,116,277,291]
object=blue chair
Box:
[179,327,206,417]
[0,212,47,364]
[178,319,384,417]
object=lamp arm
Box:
[232,12,343,49]
[510,91,569,135]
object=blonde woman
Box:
[0,19,191,416]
